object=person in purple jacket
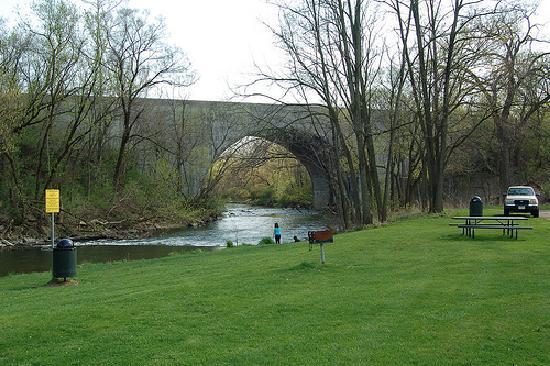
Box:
[274,222,282,244]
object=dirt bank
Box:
[0,214,220,249]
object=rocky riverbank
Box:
[0,213,221,249]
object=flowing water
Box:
[0,203,329,277]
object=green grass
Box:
[1,209,550,365]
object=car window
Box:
[507,188,534,196]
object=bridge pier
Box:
[308,167,331,210]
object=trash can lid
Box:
[471,196,482,202]
[56,239,74,248]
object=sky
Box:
[128,0,284,101]
[0,0,549,102]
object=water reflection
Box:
[0,245,213,277]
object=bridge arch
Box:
[134,98,334,208]
[215,132,331,209]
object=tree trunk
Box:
[495,119,511,192]
[365,130,385,221]
[357,139,372,225]
[113,123,131,191]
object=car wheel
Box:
[533,210,539,218]
[504,208,510,216]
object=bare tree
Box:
[388,0,489,212]
[0,19,30,215]
[380,46,408,211]
[82,0,119,196]
[327,0,388,222]
[256,0,389,226]
[105,7,194,191]
[18,0,87,199]
[467,2,550,193]
[0,19,26,157]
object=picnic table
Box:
[450,216,532,239]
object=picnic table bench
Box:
[451,216,533,239]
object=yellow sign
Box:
[45,189,60,213]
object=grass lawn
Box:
[1,209,549,365]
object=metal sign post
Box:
[51,213,55,249]
[45,189,60,249]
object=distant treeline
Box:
[0,0,206,236]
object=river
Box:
[0,203,329,277]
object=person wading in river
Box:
[274,223,282,244]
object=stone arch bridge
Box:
[132,99,333,209]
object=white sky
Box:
[128,0,284,101]
[0,0,549,102]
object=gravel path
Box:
[539,211,550,219]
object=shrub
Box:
[258,237,274,245]
[252,187,275,207]
[226,240,234,248]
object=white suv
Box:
[504,186,539,218]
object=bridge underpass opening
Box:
[208,136,315,208]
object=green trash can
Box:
[470,196,483,217]
[52,239,77,280]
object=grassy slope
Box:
[1,209,549,365]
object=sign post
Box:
[45,189,60,249]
